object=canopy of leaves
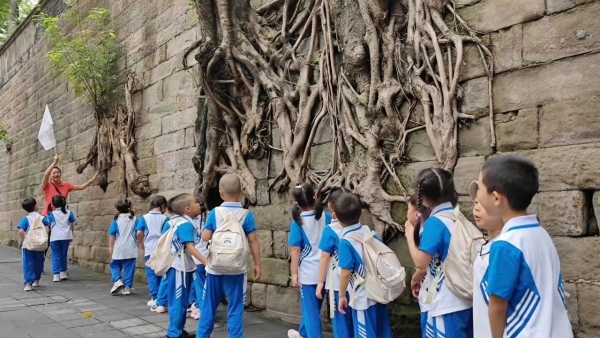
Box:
[0,0,38,46]
[38,7,118,110]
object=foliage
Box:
[0,123,11,151]
[38,6,118,110]
[0,0,39,46]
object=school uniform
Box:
[418,227,430,335]
[136,211,169,300]
[189,216,207,309]
[197,202,255,338]
[483,215,573,338]
[155,215,179,309]
[338,223,393,338]
[472,238,494,338]
[419,202,473,338]
[18,213,48,286]
[318,219,354,338]
[43,210,76,275]
[288,210,331,338]
[108,214,138,288]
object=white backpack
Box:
[146,218,186,276]
[23,216,48,251]
[208,207,249,274]
[435,207,485,300]
[345,226,406,305]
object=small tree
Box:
[38,5,151,198]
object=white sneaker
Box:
[110,280,124,295]
[53,274,60,282]
[32,280,39,287]
[146,299,156,307]
[151,305,166,313]
[24,284,32,291]
[122,287,131,295]
[59,271,68,280]
[191,307,200,320]
[287,329,304,338]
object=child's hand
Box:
[338,296,348,314]
[138,243,144,251]
[404,220,414,232]
[253,264,261,282]
[109,247,114,254]
[291,274,299,288]
[411,275,421,298]
[316,282,324,299]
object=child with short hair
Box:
[189,195,207,320]
[287,183,331,338]
[163,193,209,338]
[108,199,138,295]
[18,198,49,291]
[405,168,473,338]
[136,195,169,305]
[43,195,76,283]
[476,155,573,338]
[315,187,353,338]
[197,174,262,338]
[335,192,392,338]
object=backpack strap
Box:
[436,210,457,221]
[328,258,335,319]
[344,225,374,243]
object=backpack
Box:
[436,206,486,300]
[208,207,249,274]
[146,218,186,276]
[345,226,406,305]
[23,216,48,251]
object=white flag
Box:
[38,105,56,150]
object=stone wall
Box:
[0,0,599,336]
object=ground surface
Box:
[0,245,302,338]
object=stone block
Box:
[538,191,588,237]
[156,147,196,173]
[493,53,600,113]
[579,284,600,329]
[393,160,438,195]
[136,118,162,141]
[458,117,493,157]
[248,257,289,286]
[565,282,579,330]
[268,153,283,179]
[78,199,120,217]
[184,127,195,148]
[250,205,292,231]
[310,143,333,171]
[495,108,539,152]
[0,221,11,232]
[266,284,301,324]
[154,129,186,155]
[406,129,436,162]
[257,230,273,257]
[491,24,523,73]
[137,156,158,176]
[547,0,576,14]
[273,230,288,259]
[149,57,177,86]
[314,115,333,144]
[553,237,600,280]
[135,138,155,159]
[163,71,195,99]
[251,283,268,309]
[148,100,177,122]
[173,168,197,189]
[524,2,600,63]
[162,107,196,135]
[82,231,109,247]
[461,77,490,117]
[91,246,111,264]
[271,127,281,149]
[454,156,485,196]
[142,81,163,108]
[459,0,545,33]
[73,245,92,261]
[540,97,600,148]
[148,172,175,192]
[247,159,269,180]
[166,28,197,60]
[459,37,490,81]
[256,179,270,206]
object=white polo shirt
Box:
[288,211,331,285]
[473,238,494,338]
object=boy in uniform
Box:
[18,198,48,291]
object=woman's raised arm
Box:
[41,154,59,191]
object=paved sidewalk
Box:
[0,246,297,338]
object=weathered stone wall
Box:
[0,0,599,336]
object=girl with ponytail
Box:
[43,195,76,283]
[108,199,138,295]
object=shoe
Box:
[190,307,200,320]
[24,284,33,291]
[287,329,304,338]
[146,298,156,307]
[41,270,45,275]
[122,287,131,295]
[32,280,39,287]
[110,280,124,295]
[151,305,166,313]
[53,274,60,282]
[59,271,68,280]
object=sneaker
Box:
[122,287,131,295]
[146,298,156,307]
[191,307,200,320]
[41,270,45,275]
[151,305,166,313]
[110,280,124,295]
[59,271,68,280]
[24,284,32,291]
[53,274,60,282]
[32,280,39,287]
[287,329,304,338]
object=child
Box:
[189,196,208,320]
[287,183,331,338]
[475,155,573,338]
[151,196,178,313]
[403,194,431,336]
[18,198,49,291]
[136,195,169,305]
[406,168,473,338]
[43,195,76,283]
[315,187,353,338]
[163,193,209,338]
[336,192,393,338]
[108,199,138,295]
[197,174,262,338]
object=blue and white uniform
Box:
[135,211,169,300]
[338,223,392,338]
[289,210,331,338]
[419,202,473,338]
[319,219,354,338]
[43,210,76,275]
[483,215,573,338]
[197,202,255,338]
[156,214,178,308]
[189,215,207,308]
[18,212,48,286]
[108,214,138,288]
